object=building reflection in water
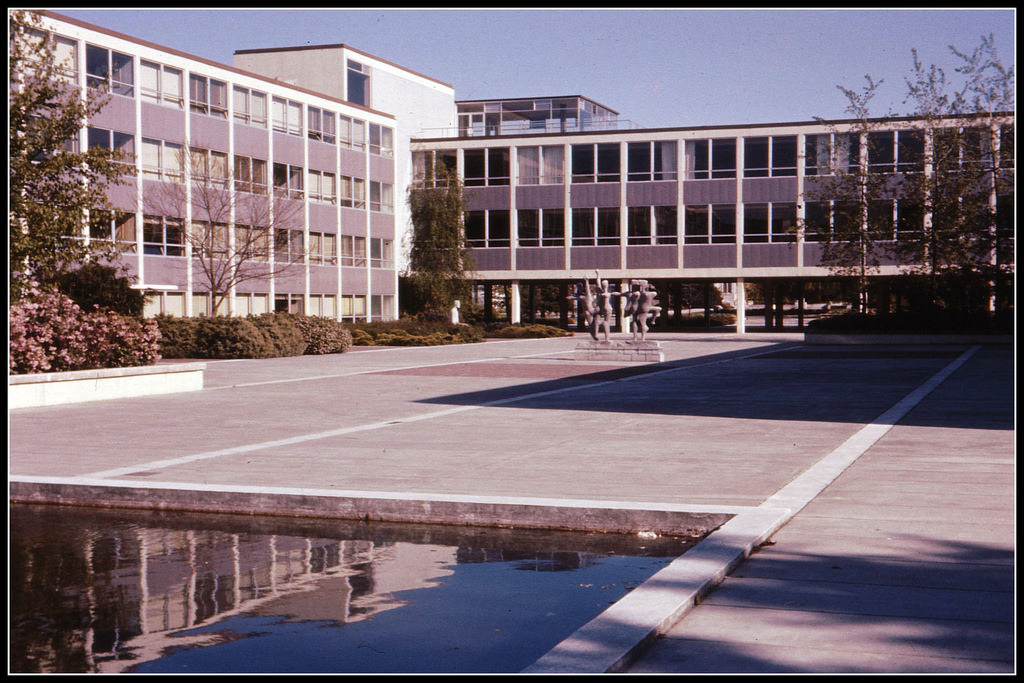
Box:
[10,504,696,673]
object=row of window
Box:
[145,290,392,321]
[421,126,1013,187]
[59,35,391,153]
[462,198,1016,248]
[91,212,393,265]
[91,130,393,210]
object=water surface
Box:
[10,504,698,673]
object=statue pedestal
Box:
[574,340,664,363]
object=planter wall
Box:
[9,363,205,409]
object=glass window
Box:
[53,35,78,81]
[897,130,924,173]
[771,136,797,176]
[628,206,652,244]
[743,203,769,242]
[542,145,564,184]
[572,145,595,183]
[542,209,564,246]
[771,202,797,242]
[234,86,267,127]
[189,75,225,117]
[487,148,510,185]
[463,149,486,186]
[489,210,510,246]
[464,211,486,246]
[803,201,830,242]
[868,131,895,173]
[654,205,677,244]
[628,143,651,181]
[517,209,539,246]
[685,205,709,243]
[518,147,539,185]
[597,207,620,244]
[596,143,620,182]
[711,139,736,179]
[686,140,710,180]
[572,208,595,246]
[347,60,370,107]
[309,107,336,143]
[86,45,133,96]
[711,205,735,243]
[744,137,770,178]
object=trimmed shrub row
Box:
[487,324,571,338]
[155,312,352,359]
[347,319,484,346]
[9,287,161,375]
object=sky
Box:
[51,8,1015,129]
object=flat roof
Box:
[39,10,395,120]
[456,95,620,116]
[234,42,454,90]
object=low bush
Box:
[288,314,353,355]
[248,313,306,357]
[808,309,1013,334]
[153,315,200,358]
[488,324,571,338]
[348,319,484,346]
[194,316,269,359]
[155,312,354,358]
[10,286,160,374]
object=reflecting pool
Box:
[10,504,700,673]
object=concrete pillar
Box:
[797,280,806,329]
[619,279,629,333]
[510,281,521,324]
[736,278,746,334]
[484,284,493,323]
[528,283,536,324]
[559,282,569,329]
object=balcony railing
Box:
[416,118,642,140]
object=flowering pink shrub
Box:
[9,286,161,375]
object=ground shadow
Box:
[614,534,1015,673]
[413,345,1012,431]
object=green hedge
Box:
[347,319,483,346]
[487,323,571,338]
[155,312,353,359]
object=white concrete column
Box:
[510,281,521,324]
[736,277,746,334]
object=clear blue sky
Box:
[53,8,1015,128]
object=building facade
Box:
[27,12,1014,329]
[412,97,1014,331]
[35,11,408,321]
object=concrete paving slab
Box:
[8,334,1015,673]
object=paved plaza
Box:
[8,332,1015,673]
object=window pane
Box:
[596,143,619,182]
[771,136,797,176]
[711,205,735,243]
[628,142,651,181]
[653,141,677,180]
[140,61,160,102]
[542,145,564,183]
[685,206,709,243]
[744,137,769,177]
[518,147,539,184]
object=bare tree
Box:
[144,143,305,314]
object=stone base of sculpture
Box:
[574,340,664,363]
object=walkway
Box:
[8,332,1015,673]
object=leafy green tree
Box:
[405,165,475,319]
[893,36,1014,312]
[808,36,1014,313]
[9,10,130,300]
